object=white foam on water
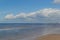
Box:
[0,27,26,31]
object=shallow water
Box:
[0,23,60,40]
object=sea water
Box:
[0,23,60,40]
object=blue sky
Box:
[0,0,53,12]
[0,0,60,23]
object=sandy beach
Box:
[36,34,60,40]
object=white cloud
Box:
[16,13,27,18]
[40,8,60,17]
[4,8,60,23]
[53,0,60,4]
[5,14,15,19]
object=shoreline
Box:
[36,34,60,40]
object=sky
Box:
[0,0,60,23]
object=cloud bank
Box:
[53,0,60,4]
[4,8,60,23]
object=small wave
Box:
[0,27,26,31]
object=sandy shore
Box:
[36,34,60,40]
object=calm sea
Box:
[0,23,60,40]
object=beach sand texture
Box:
[36,34,60,40]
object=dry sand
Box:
[36,34,60,40]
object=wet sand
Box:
[36,34,60,40]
